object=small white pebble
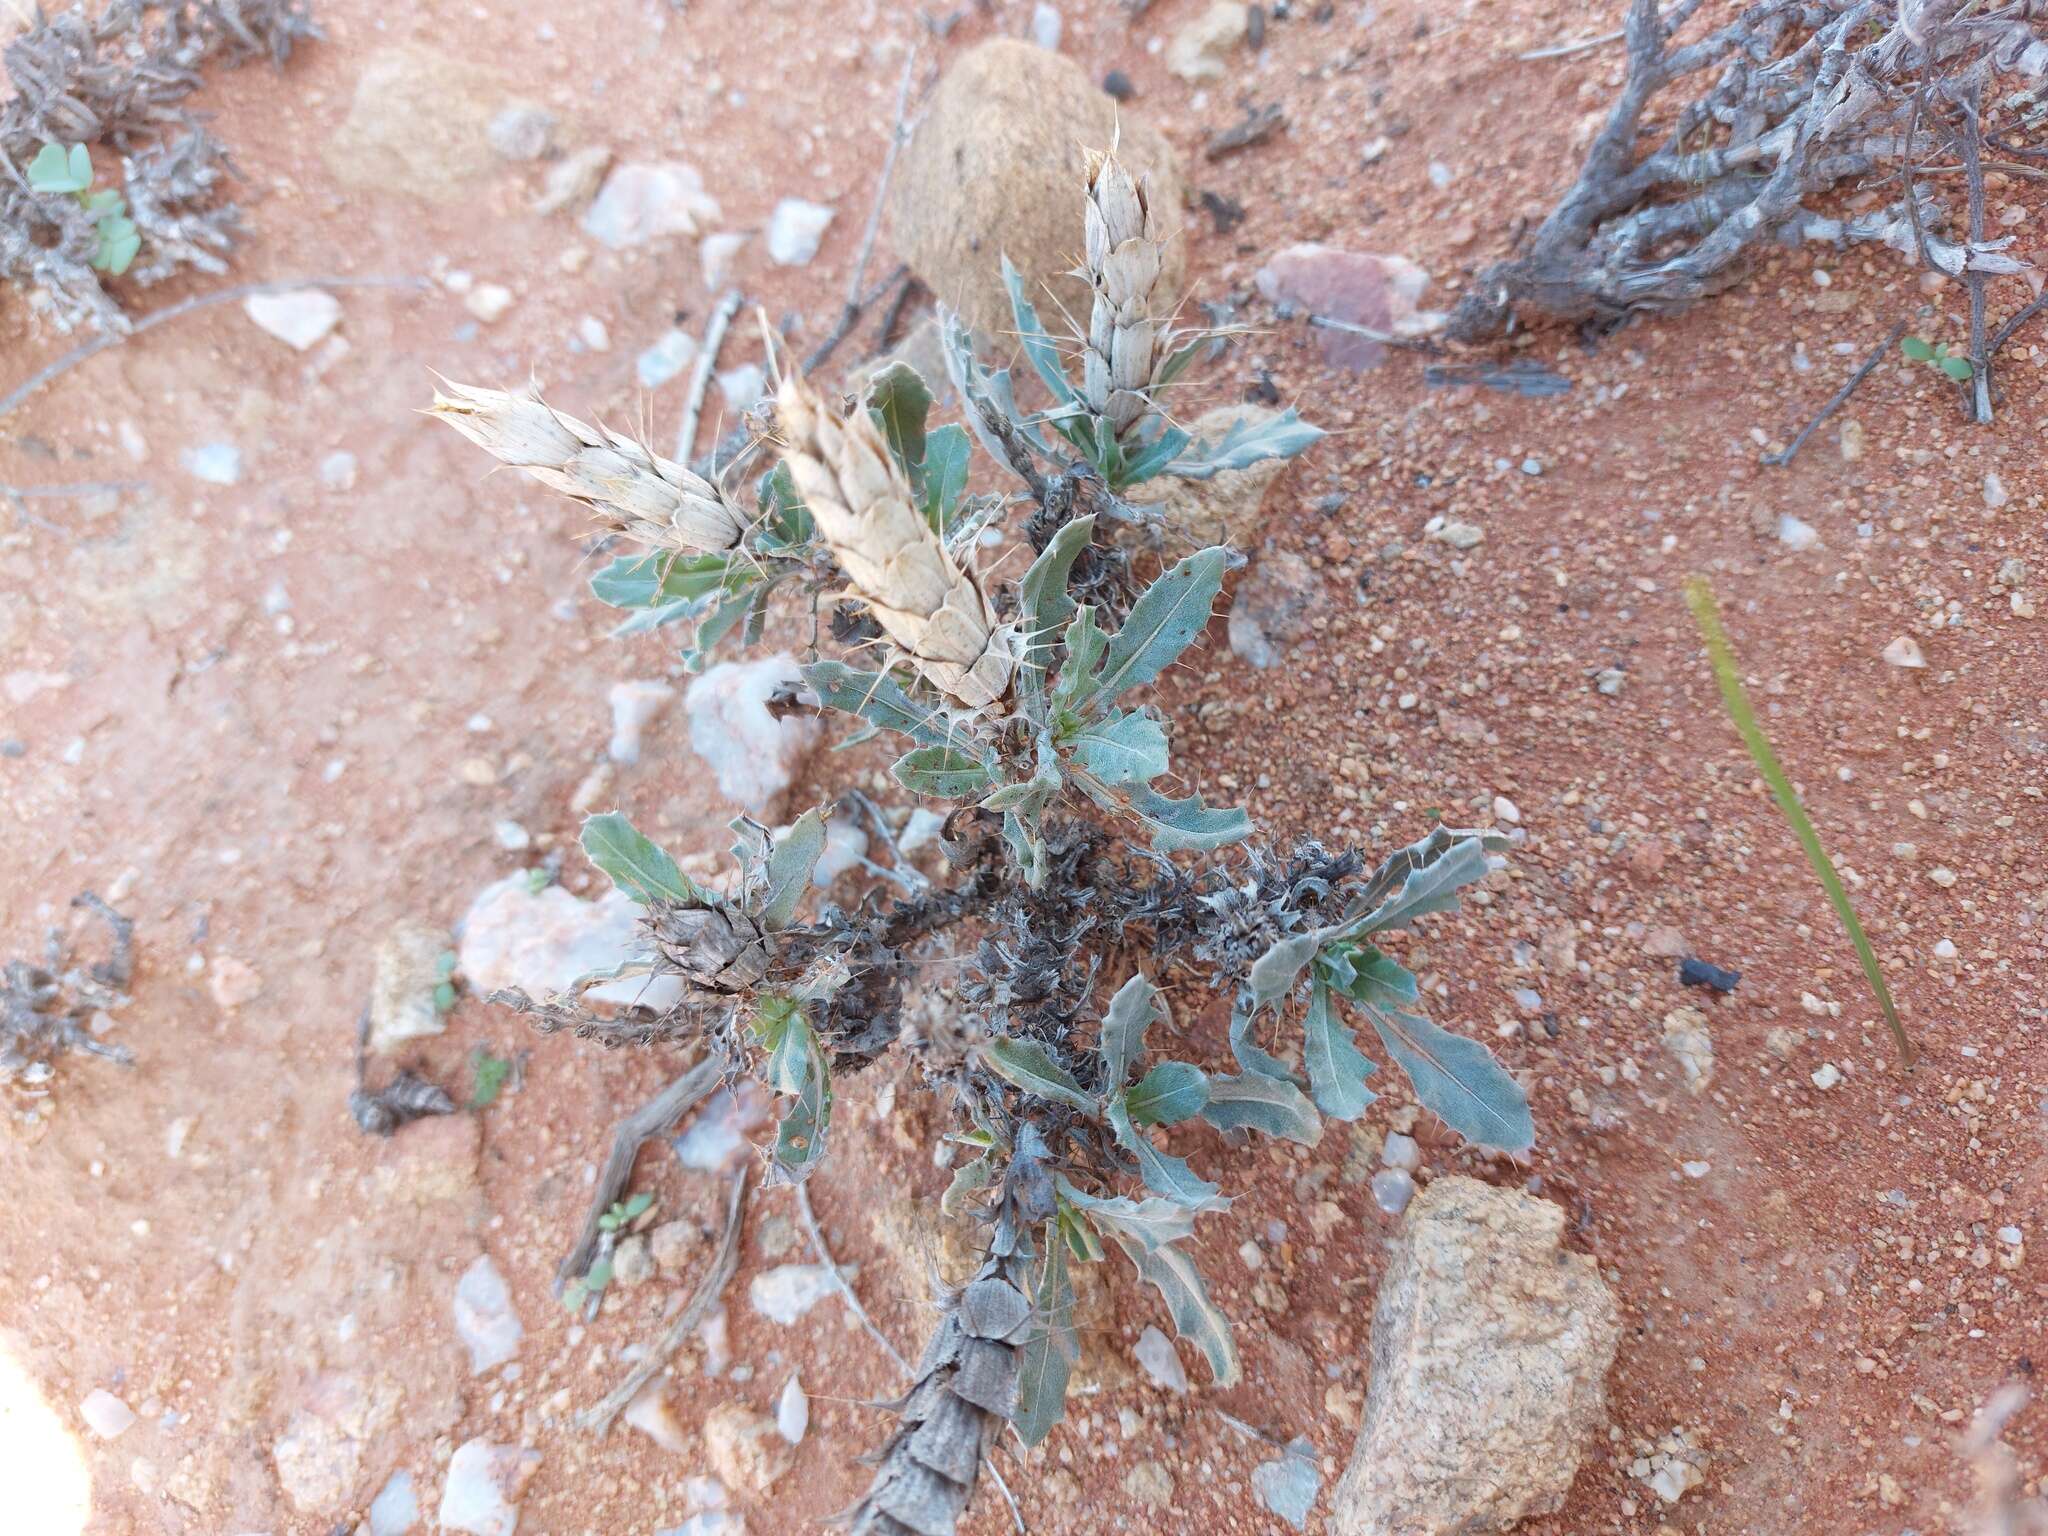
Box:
[1932,938,1958,960]
[1811,1062,1843,1091]
[1680,1160,1711,1180]
[1881,635,1927,669]
[464,283,514,323]
[1491,794,1521,825]
[1381,1132,1419,1171]
[80,1389,137,1440]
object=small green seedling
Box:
[1900,335,1974,382]
[433,949,459,1015]
[597,1191,655,1232]
[469,1044,512,1108]
[27,142,141,276]
[561,1256,613,1309]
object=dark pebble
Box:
[0,739,25,758]
[1102,70,1135,102]
[1679,957,1741,993]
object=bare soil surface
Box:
[3,2,2045,1534]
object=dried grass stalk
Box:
[1081,147,1162,440]
[429,381,750,554]
[774,371,1016,712]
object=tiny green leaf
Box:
[1126,1061,1209,1127]
[470,1047,512,1109]
[28,141,90,193]
[621,1191,655,1221]
[1939,353,1975,381]
[864,361,933,478]
[1901,336,1934,361]
[920,423,973,533]
[985,1037,1098,1112]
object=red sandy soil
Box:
[2,2,2045,1533]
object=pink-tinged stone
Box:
[1255,244,1435,370]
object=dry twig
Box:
[1451,0,2046,342]
[577,1168,749,1435]
[794,1178,914,1378]
[555,1056,725,1290]
[1762,319,1908,466]
[675,287,743,462]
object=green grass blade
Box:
[1683,578,1914,1067]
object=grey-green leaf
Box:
[1302,977,1377,1122]
[759,807,826,930]
[1019,514,1096,648]
[921,422,973,533]
[1364,1006,1534,1153]
[771,1049,831,1183]
[1097,971,1162,1090]
[985,1037,1099,1112]
[1202,1070,1324,1146]
[1346,834,1496,937]
[1096,547,1231,702]
[1053,605,1109,714]
[1248,930,1324,1009]
[892,744,995,799]
[1109,1092,1224,1210]
[1068,710,1169,785]
[942,1153,997,1220]
[580,812,703,906]
[864,360,932,477]
[1126,1061,1209,1127]
[1125,784,1251,853]
[1109,1234,1241,1387]
[1013,1237,1080,1447]
[1001,255,1079,405]
[1056,1179,1196,1251]
[802,660,964,749]
[1162,407,1324,481]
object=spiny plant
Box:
[433,147,1530,1534]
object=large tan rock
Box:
[324,48,504,197]
[1330,1176,1620,1535]
[889,40,1186,335]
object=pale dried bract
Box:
[1081,148,1163,440]
[774,371,1017,712]
[429,381,751,555]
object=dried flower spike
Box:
[1081,147,1163,441]
[430,381,751,555]
[774,370,1017,712]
